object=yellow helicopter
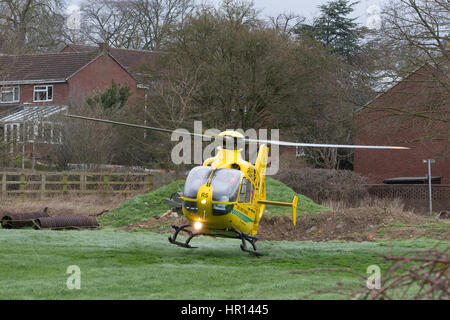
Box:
[67,114,408,256]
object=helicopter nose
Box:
[197,184,213,218]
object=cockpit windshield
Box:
[210,169,242,202]
[183,166,214,198]
[183,166,242,202]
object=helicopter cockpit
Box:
[183,166,242,215]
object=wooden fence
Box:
[0,171,183,199]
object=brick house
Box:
[0,44,153,111]
[354,63,450,184]
[0,44,154,159]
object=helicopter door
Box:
[238,178,247,203]
[245,180,253,203]
[238,178,254,204]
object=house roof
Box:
[0,52,99,84]
[62,44,155,79]
[356,62,449,113]
[0,44,154,85]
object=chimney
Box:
[99,42,109,54]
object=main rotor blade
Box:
[243,138,409,150]
[65,114,225,141]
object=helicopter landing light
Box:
[194,221,203,231]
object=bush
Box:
[274,168,368,205]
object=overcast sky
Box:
[67,0,389,28]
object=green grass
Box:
[100,178,328,228]
[0,228,446,299]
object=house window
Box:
[34,85,53,102]
[1,86,20,103]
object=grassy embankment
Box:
[100,177,329,227]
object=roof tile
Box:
[0,52,99,83]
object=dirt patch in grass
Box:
[257,207,448,241]
[121,207,449,241]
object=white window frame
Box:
[0,86,20,103]
[33,85,53,102]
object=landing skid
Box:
[168,224,263,256]
[168,224,202,248]
[232,228,263,257]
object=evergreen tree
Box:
[86,81,131,110]
[294,0,366,60]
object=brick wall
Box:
[366,184,450,212]
[67,54,139,107]
[355,64,450,184]
[18,83,68,105]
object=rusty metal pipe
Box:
[1,210,50,229]
[34,216,99,230]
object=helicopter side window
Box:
[183,166,214,198]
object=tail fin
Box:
[255,145,268,177]
[292,196,298,226]
[258,195,299,226]
[255,145,268,193]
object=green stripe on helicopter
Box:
[231,209,254,223]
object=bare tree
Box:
[80,0,194,50]
[135,1,363,169]
[268,12,303,36]
[53,104,124,169]
[0,0,65,53]
[131,0,194,50]
[367,0,449,94]
[382,0,449,68]
[80,0,139,48]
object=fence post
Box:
[1,173,6,198]
[145,174,154,192]
[62,173,68,195]
[103,174,110,196]
[40,174,46,200]
[20,173,25,201]
[80,173,86,193]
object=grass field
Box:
[0,228,446,300]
